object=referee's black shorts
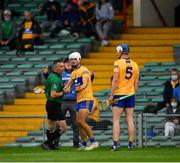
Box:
[46,100,65,121]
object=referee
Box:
[42,59,67,150]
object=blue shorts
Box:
[76,100,94,112]
[112,95,135,108]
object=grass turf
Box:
[0,147,180,162]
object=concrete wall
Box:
[134,0,180,27]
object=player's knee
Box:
[58,123,67,133]
[76,119,84,126]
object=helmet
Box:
[69,52,81,60]
[116,44,129,53]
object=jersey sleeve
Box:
[113,61,119,73]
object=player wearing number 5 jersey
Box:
[109,44,140,151]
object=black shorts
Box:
[46,100,65,121]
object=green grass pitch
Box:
[0,147,180,162]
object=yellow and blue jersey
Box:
[70,65,93,103]
[113,58,139,95]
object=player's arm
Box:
[110,71,119,96]
[109,62,119,104]
[63,74,74,93]
[51,90,63,98]
[134,72,140,93]
[51,82,64,98]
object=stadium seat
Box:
[144,62,160,67]
[11,58,27,62]
[16,137,33,143]
[49,44,66,49]
[17,64,33,69]
[28,130,44,136]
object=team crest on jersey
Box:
[74,77,83,86]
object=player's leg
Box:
[111,107,124,151]
[79,125,88,149]
[43,101,57,150]
[52,105,67,149]
[42,119,56,150]
[76,109,93,138]
[124,95,135,150]
[68,101,79,148]
[76,109,99,150]
[125,108,135,150]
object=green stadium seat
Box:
[161,62,178,66]
[154,88,164,92]
[100,89,110,95]
[139,82,147,87]
[151,136,169,141]
[159,142,176,147]
[23,71,39,76]
[60,38,77,43]
[135,106,145,111]
[141,76,157,81]
[11,58,27,62]
[0,78,10,83]
[147,91,162,96]
[150,67,168,72]
[93,130,103,135]
[28,57,44,62]
[171,136,180,141]
[93,92,104,97]
[49,44,66,49]
[158,76,170,80]
[17,64,33,69]
[36,45,48,49]
[5,143,21,147]
[16,137,32,143]
[77,38,93,43]
[143,142,159,147]
[28,130,44,136]
[147,82,162,87]
[25,51,37,55]
[34,64,49,69]
[56,50,72,56]
[35,15,47,21]
[39,51,54,55]
[144,62,160,67]
[34,137,45,143]
[0,58,10,62]
[8,4,21,7]
[6,71,22,76]
[135,98,151,103]
[66,43,83,49]
[23,4,37,8]
[140,67,149,73]
[1,64,17,69]
[5,50,16,55]
[46,57,61,62]
[147,117,164,123]
[151,98,163,103]
[21,143,41,147]
[0,72,5,77]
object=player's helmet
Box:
[116,44,129,54]
[69,52,81,60]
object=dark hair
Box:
[53,59,64,66]
[64,57,69,63]
[171,68,178,72]
[98,0,108,9]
